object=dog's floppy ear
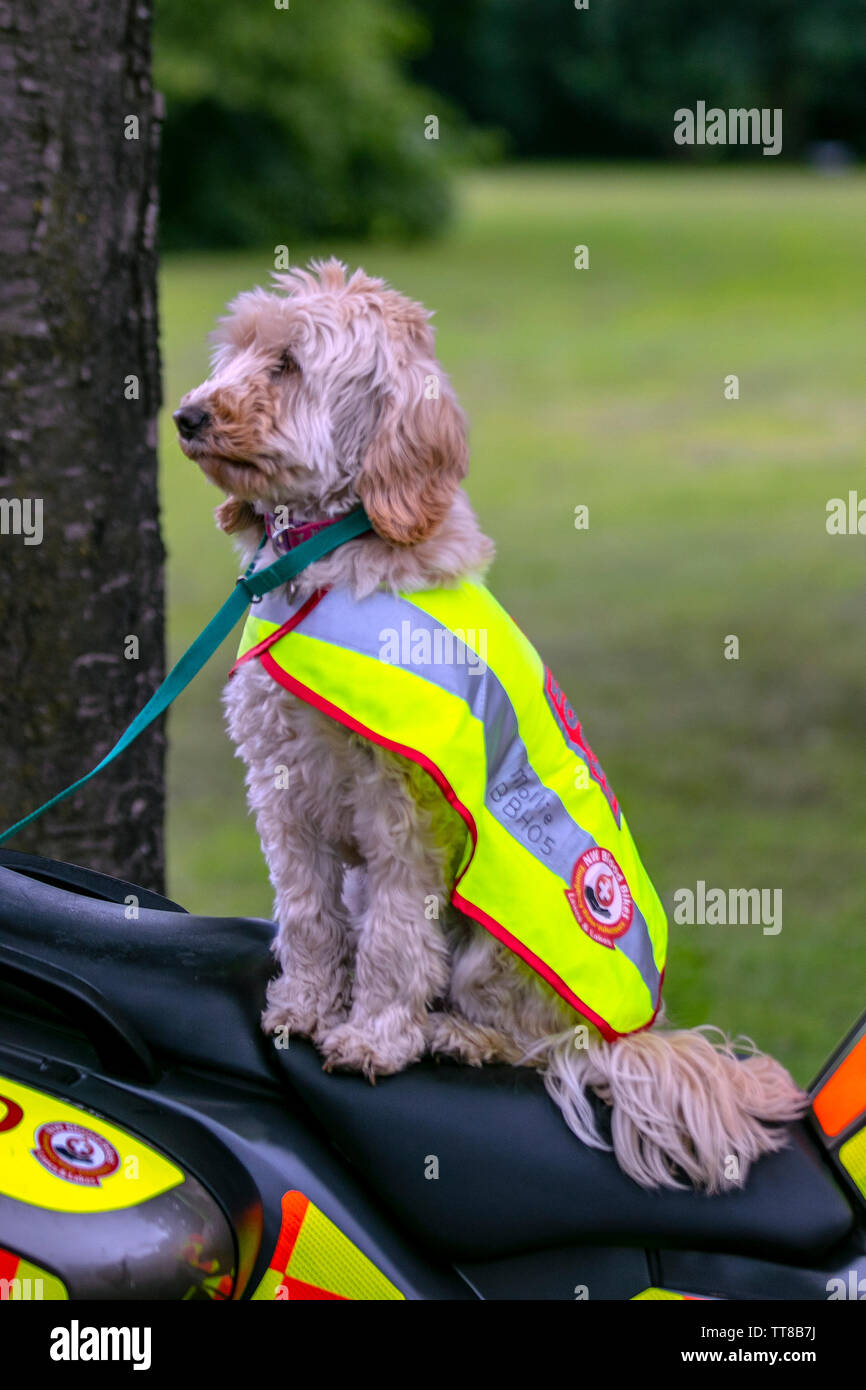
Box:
[357,363,468,546]
[214,496,258,534]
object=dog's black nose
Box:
[173,406,210,439]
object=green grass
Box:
[159,165,866,1084]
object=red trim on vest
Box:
[229,590,327,676]
[257,650,664,1041]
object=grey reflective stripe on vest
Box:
[291,587,661,1002]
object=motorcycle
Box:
[0,846,864,1302]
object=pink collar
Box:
[263,510,348,556]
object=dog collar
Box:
[263,510,349,556]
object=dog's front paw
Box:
[261,999,316,1040]
[262,974,347,1043]
[319,1016,426,1081]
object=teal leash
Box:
[0,506,373,846]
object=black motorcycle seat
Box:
[277,1038,854,1264]
[0,854,853,1267]
[0,857,277,1084]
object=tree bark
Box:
[0,0,165,889]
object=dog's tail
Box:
[533,1023,808,1192]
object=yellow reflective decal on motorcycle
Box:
[251,1190,404,1301]
[632,1287,712,1300]
[0,1076,183,1213]
[839,1124,866,1198]
[0,1246,68,1300]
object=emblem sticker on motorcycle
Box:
[566,847,633,947]
[32,1123,120,1187]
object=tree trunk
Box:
[0,0,165,890]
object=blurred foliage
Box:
[409,0,866,159]
[155,0,866,247]
[154,0,479,249]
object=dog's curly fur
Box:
[176,259,807,1192]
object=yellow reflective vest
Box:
[233,567,667,1039]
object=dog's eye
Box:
[272,349,301,379]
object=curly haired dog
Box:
[174,259,806,1192]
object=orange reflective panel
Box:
[813,1033,866,1138]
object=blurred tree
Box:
[155,0,466,248]
[0,0,166,888]
[409,0,866,159]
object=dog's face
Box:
[174,259,468,545]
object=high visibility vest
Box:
[233,562,667,1040]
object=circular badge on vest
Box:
[566,847,633,948]
[32,1122,120,1187]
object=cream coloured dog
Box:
[174,259,806,1192]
